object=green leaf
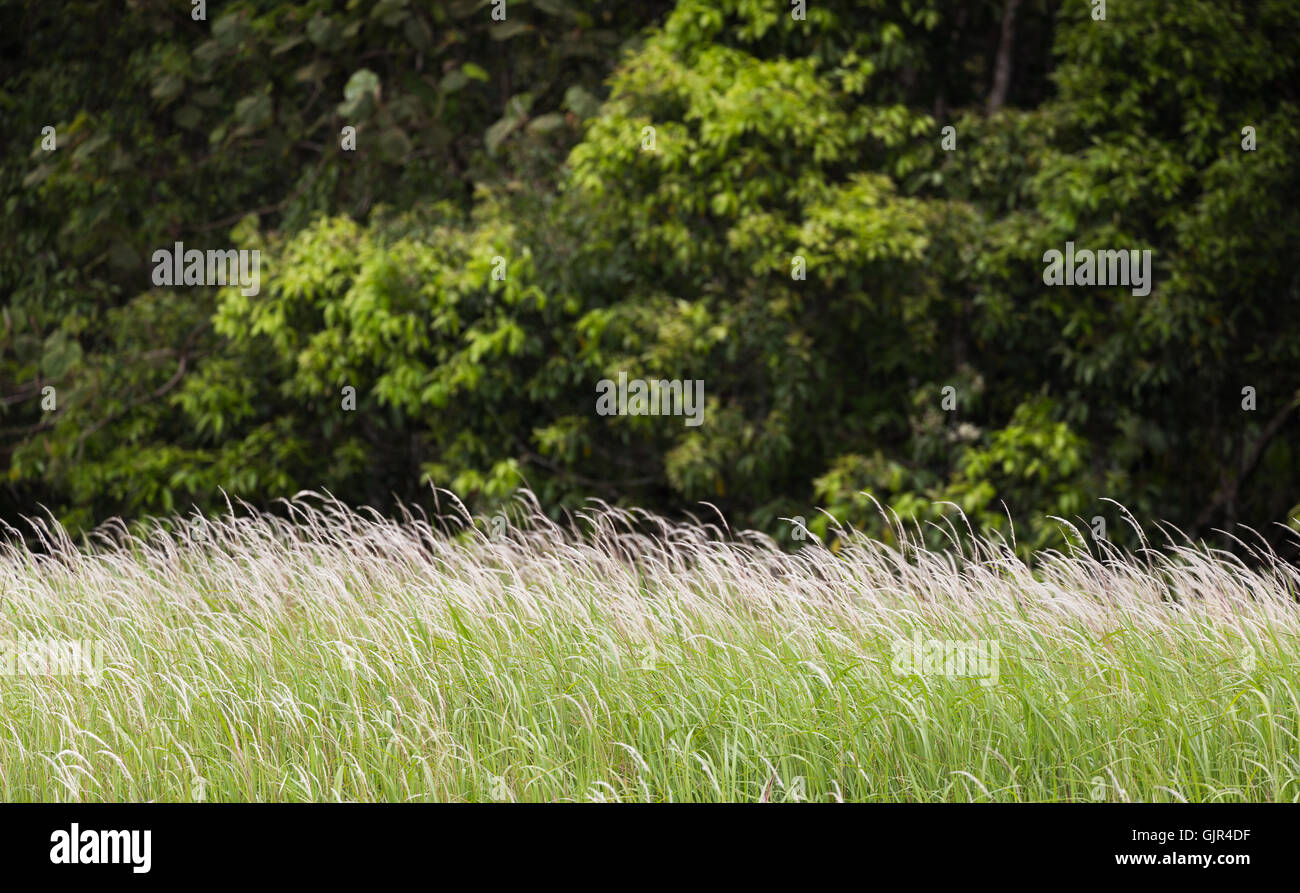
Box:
[233,94,273,131]
[440,70,470,93]
[41,331,83,379]
[484,117,518,156]
[306,14,342,50]
[73,133,110,162]
[505,92,534,118]
[193,40,225,65]
[344,69,382,104]
[294,59,332,83]
[562,85,601,119]
[212,13,246,48]
[403,15,432,49]
[491,20,530,40]
[337,94,376,121]
[271,35,306,56]
[22,163,52,188]
[526,113,566,134]
[151,74,185,106]
[372,0,410,26]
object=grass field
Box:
[2,492,1298,802]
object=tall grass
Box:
[1,491,1298,802]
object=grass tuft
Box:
[1,491,1298,802]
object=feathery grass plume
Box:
[0,490,1298,802]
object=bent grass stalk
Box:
[0,491,1298,802]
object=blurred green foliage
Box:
[2,0,1298,556]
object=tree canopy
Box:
[3,0,1298,556]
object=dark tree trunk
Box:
[988,0,1022,114]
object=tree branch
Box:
[1196,390,1300,529]
[73,322,210,458]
